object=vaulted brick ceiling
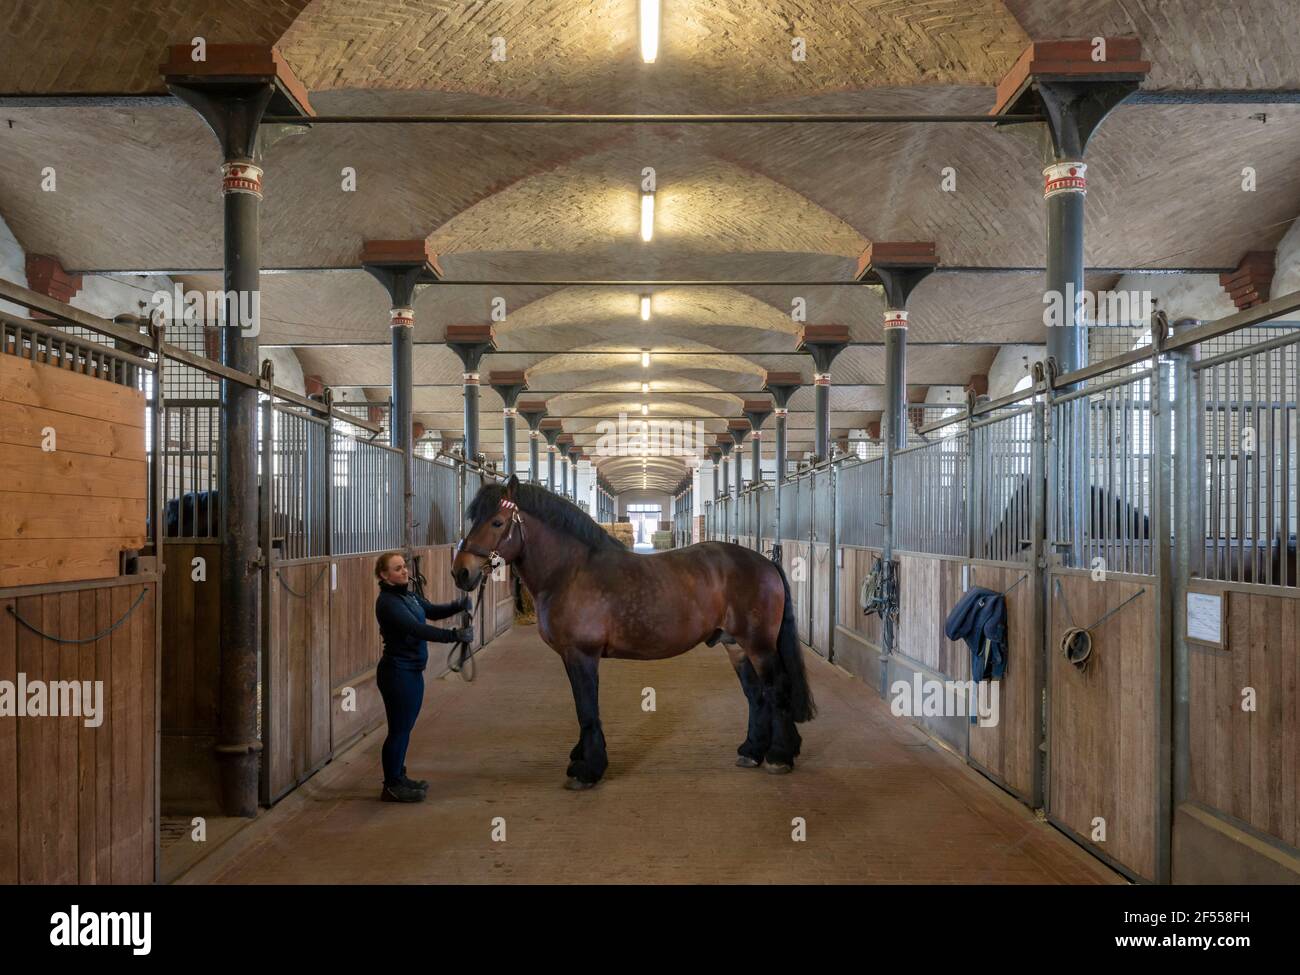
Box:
[1,0,1298,489]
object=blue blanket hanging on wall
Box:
[943,586,1008,682]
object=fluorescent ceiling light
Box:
[640,0,660,63]
[640,192,654,242]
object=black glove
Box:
[455,626,475,644]
[458,595,474,613]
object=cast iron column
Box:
[764,373,801,563]
[446,325,496,465]
[858,242,939,694]
[797,326,850,463]
[488,371,527,477]
[540,419,562,491]
[517,401,547,483]
[361,242,441,555]
[728,420,749,543]
[992,39,1147,562]
[165,46,312,818]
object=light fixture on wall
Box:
[641,381,650,394]
[641,349,651,368]
[640,294,652,320]
[641,403,649,415]
[639,0,660,63]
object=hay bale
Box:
[601,521,635,547]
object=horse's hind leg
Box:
[726,646,770,767]
[748,642,800,774]
[562,650,608,789]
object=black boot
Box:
[381,782,426,803]
[400,767,429,791]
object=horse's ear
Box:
[505,473,520,499]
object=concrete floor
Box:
[179,625,1121,884]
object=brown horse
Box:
[451,475,815,789]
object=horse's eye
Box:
[492,519,504,527]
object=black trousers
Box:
[376,657,425,786]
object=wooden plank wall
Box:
[782,542,811,647]
[967,563,1039,802]
[160,542,222,813]
[0,577,156,884]
[329,553,388,754]
[328,545,464,756]
[896,554,968,681]
[0,352,146,587]
[834,548,1040,801]
[1189,588,1299,850]
[265,559,332,803]
[836,546,883,652]
[811,542,833,657]
[1048,572,1157,881]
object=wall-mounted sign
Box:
[1186,591,1224,647]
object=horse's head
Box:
[452,474,526,591]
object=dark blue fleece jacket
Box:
[375,581,467,671]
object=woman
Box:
[373,551,474,803]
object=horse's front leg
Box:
[562,649,608,789]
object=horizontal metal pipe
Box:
[82,267,1239,280]
[1052,367,1154,405]
[263,113,1046,125]
[1192,329,1300,370]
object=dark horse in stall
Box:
[451,475,816,789]
[982,479,1298,582]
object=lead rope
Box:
[1054,578,1147,671]
[447,572,489,682]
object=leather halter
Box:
[457,499,525,566]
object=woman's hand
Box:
[454,626,475,644]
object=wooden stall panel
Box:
[782,542,811,647]
[160,542,221,813]
[1048,573,1157,881]
[835,547,883,648]
[811,543,832,657]
[329,554,386,753]
[329,546,464,754]
[0,353,146,587]
[0,580,155,884]
[967,564,1040,803]
[896,555,967,679]
[265,560,332,803]
[1189,590,1299,850]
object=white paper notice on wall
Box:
[961,564,969,592]
[331,562,337,591]
[1186,591,1223,645]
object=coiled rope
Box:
[1053,578,1147,671]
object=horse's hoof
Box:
[735,755,761,768]
[565,776,598,791]
[765,762,793,775]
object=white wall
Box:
[617,489,671,518]
[1272,218,1300,299]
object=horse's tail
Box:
[771,559,816,723]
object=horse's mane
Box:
[467,481,626,551]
